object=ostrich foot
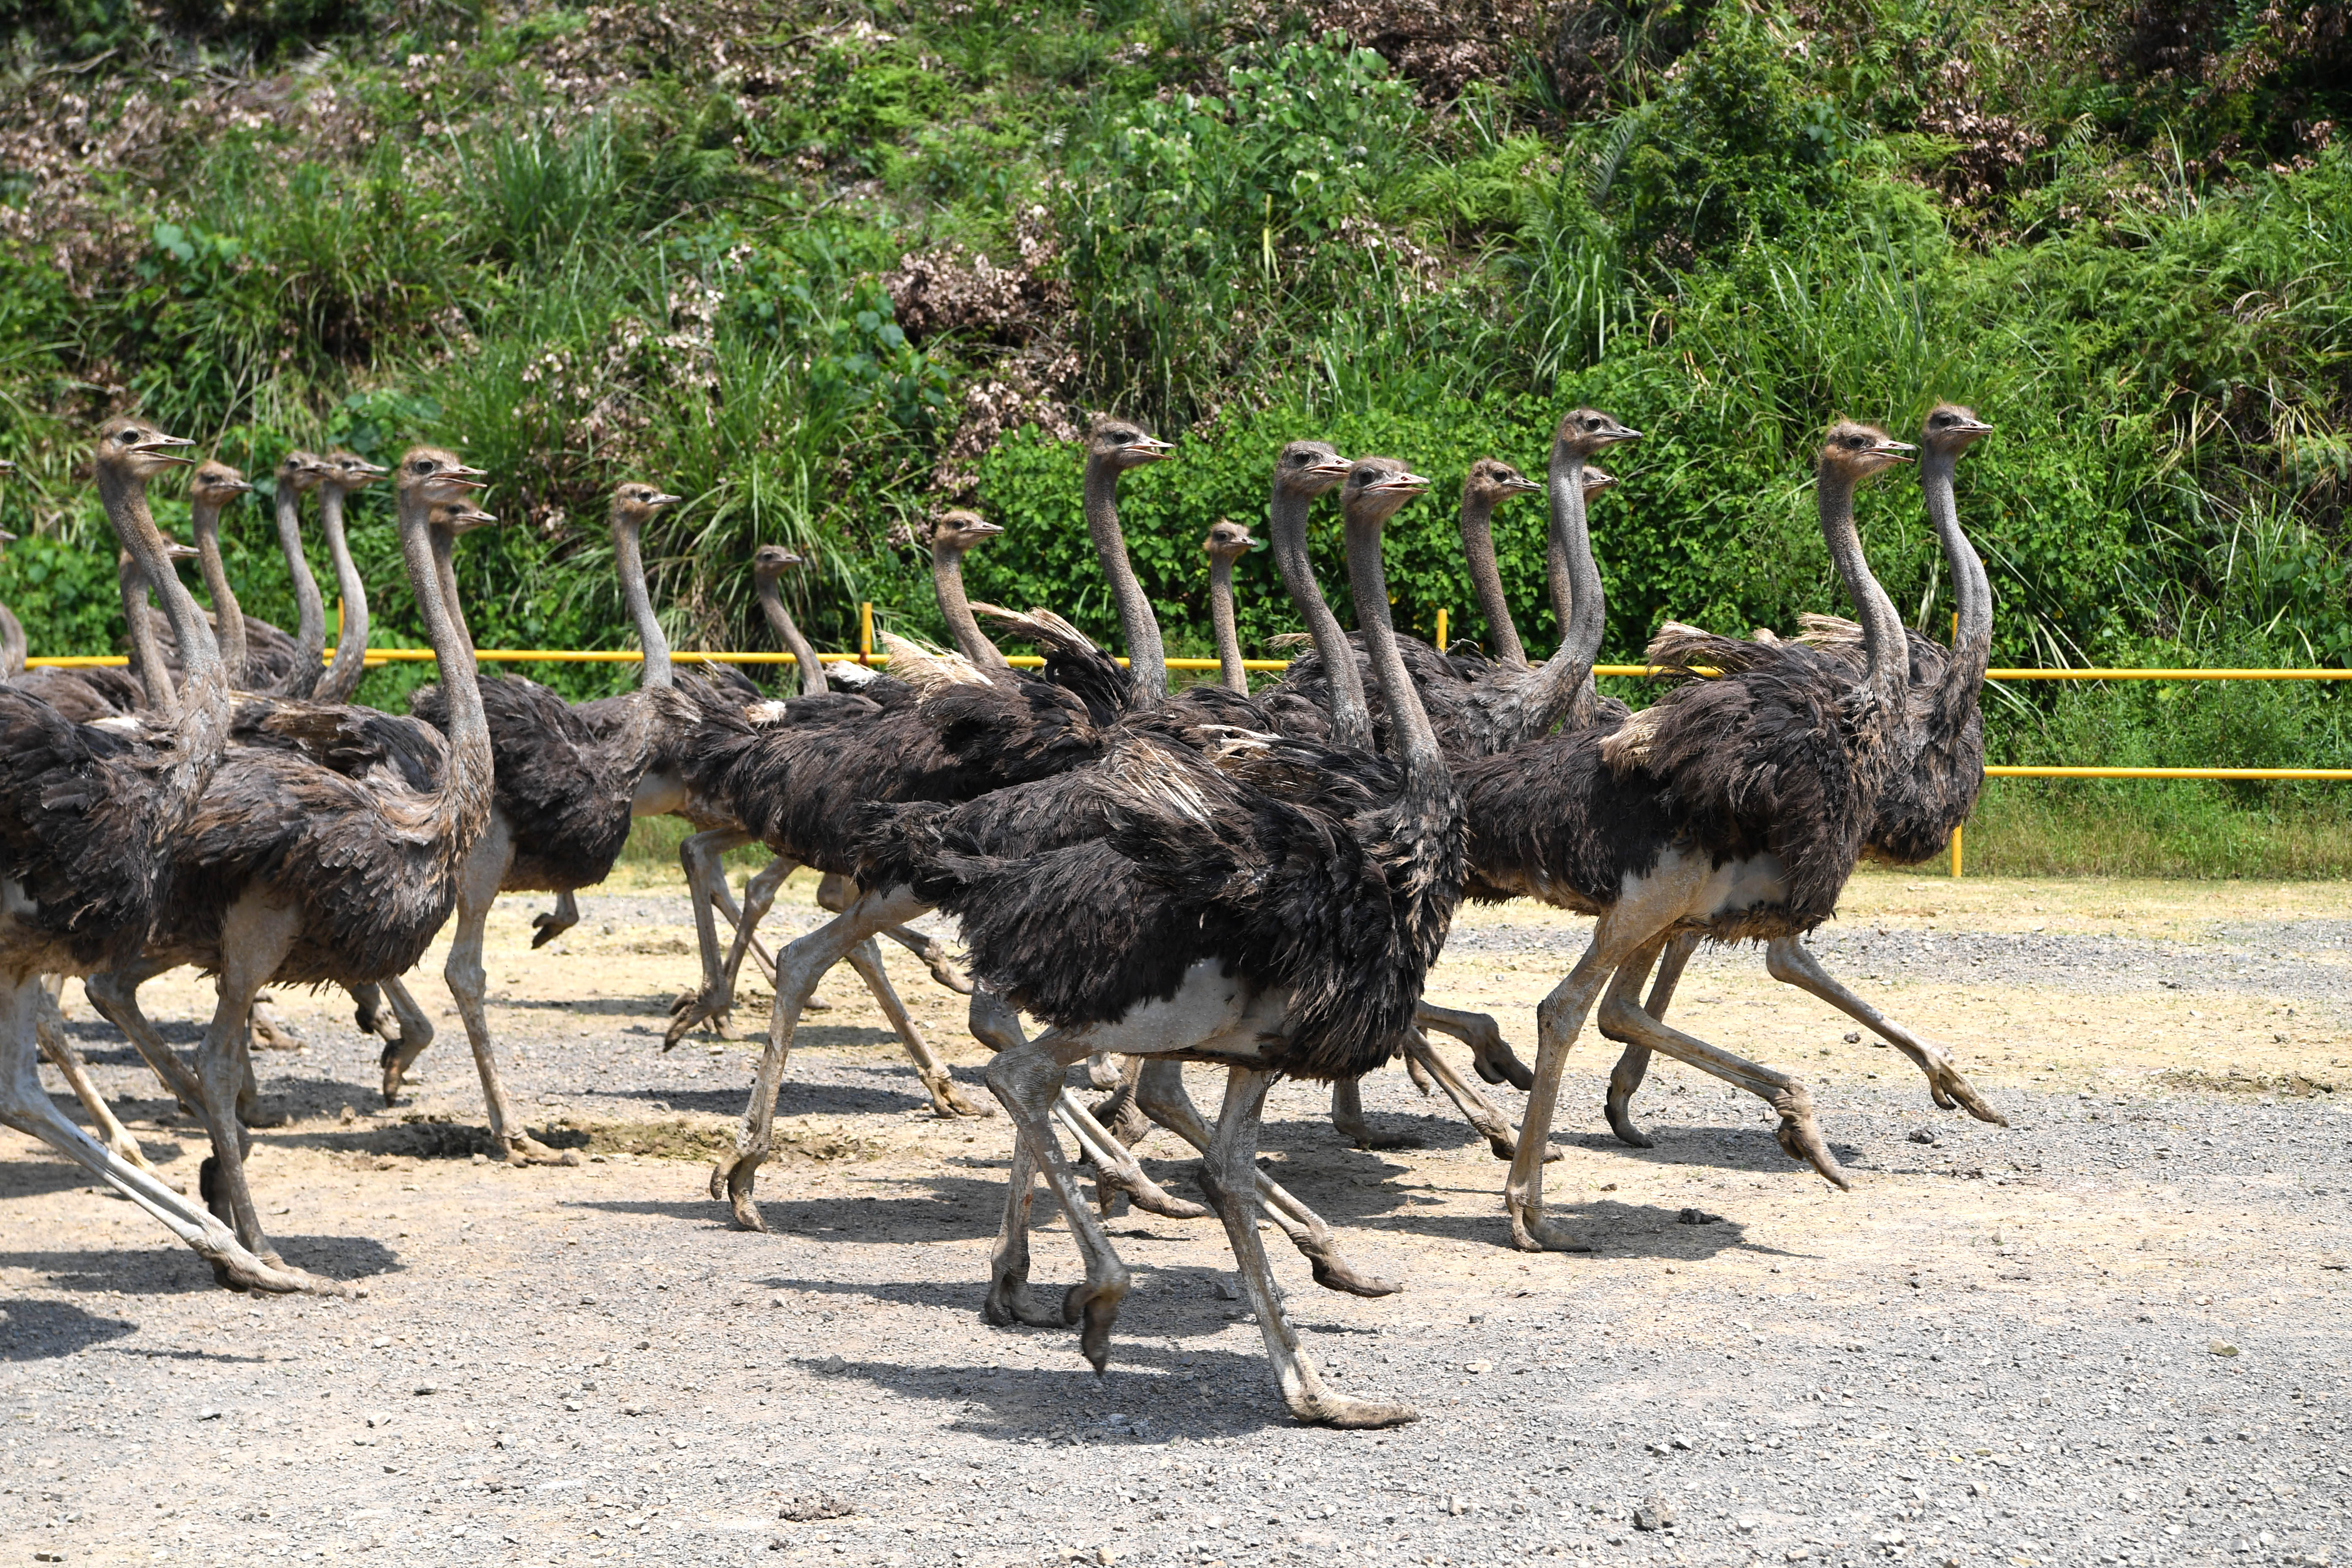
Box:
[1296,1235,1403,1298]
[708,1155,766,1231]
[1088,1158,1211,1222]
[663,989,731,1050]
[1288,1389,1420,1429]
[501,1133,583,1168]
[1771,1105,1853,1190]
[351,987,399,1043]
[1462,1029,1532,1092]
[528,912,572,950]
[1330,1080,1421,1151]
[913,939,972,995]
[1603,1082,1657,1149]
[1083,1051,1122,1091]
[919,1072,992,1119]
[249,996,305,1051]
[1065,1279,1126,1373]
[1090,1085,1153,1150]
[982,1268,1073,1331]
[1926,1064,2008,1127]
[1506,1198,1593,1254]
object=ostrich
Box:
[1459,457,1546,669]
[679,538,974,1043]
[674,419,1360,1241]
[264,450,334,698]
[95,456,498,1278]
[1200,519,1257,694]
[1195,491,1531,1158]
[857,458,1459,1425]
[376,484,684,1158]
[0,416,309,1290]
[1600,406,2004,1139]
[1459,422,1919,1252]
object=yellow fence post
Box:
[1435,607,1448,650]
[1951,822,1963,878]
[859,602,874,664]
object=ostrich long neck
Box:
[1343,511,1444,781]
[1923,446,1991,696]
[1270,485,1370,749]
[274,482,326,697]
[931,541,1007,670]
[0,594,23,681]
[1549,449,1606,729]
[757,576,830,697]
[96,463,228,790]
[1084,459,1166,705]
[1821,467,1907,723]
[189,494,249,687]
[119,553,176,716]
[403,503,493,825]
[315,481,371,704]
[1460,487,1526,669]
[1208,554,1247,694]
[614,517,672,691]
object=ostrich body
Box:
[1465,422,1919,1252]
[93,453,498,1281]
[0,418,308,1291]
[856,458,1460,1425]
[1601,406,2004,1138]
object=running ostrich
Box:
[673,421,1400,1271]
[365,483,684,1160]
[1200,518,1256,694]
[857,457,1459,1425]
[1462,421,1920,1251]
[310,450,390,705]
[1601,405,2004,1139]
[148,459,312,693]
[265,449,334,697]
[0,417,308,1291]
[92,454,498,1279]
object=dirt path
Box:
[4,867,2349,1568]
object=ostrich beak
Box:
[967,519,1005,538]
[1872,438,1918,463]
[1132,435,1174,459]
[445,463,492,490]
[648,492,685,509]
[223,476,255,494]
[1309,455,1354,480]
[1955,417,1994,435]
[138,432,199,465]
[1585,467,1619,493]
[1600,424,1642,444]
[1503,473,1544,493]
[1372,471,1432,496]
[346,458,389,479]
[164,540,201,562]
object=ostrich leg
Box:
[666,827,755,1047]
[969,988,1202,1221]
[185,901,343,1291]
[1198,1067,1417,1427]
[1421,999,1531,1090]
[1133,1059,1399,1297]
[373,978,439,1104]
[531,889,581,949]
[82,964,204,1112]
[1,983,311,1293]
[1604,933,2004,1136]
[440,818,580,1166]
[711,887,928,1227]
[1399,1030,1548,1161]
[817,871,969,994]
[978,1022,1132,1368]
[839,937,988,1118]
[34,986,155,1171]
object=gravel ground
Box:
[3,869,2349,1568]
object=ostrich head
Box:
[327,450,389,490]
[1202,518,1258,561]
[1820,422,1915,482]
[189,461,253,508]
[427,500,501,536]
[1340,457,1431,531]
[1551,408,1642,460]
[278,449,330,492]
[931,508,1004,553]
[1273,440,1353,500]
[1464,457,1543,508]
[1087,416,1173,471]
[751,543,809,581]
[1920,403,1993,457]
[1583,465,1618,500]
[399,448,490,506]
[96,416,197,479]
[610,482,684,528]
